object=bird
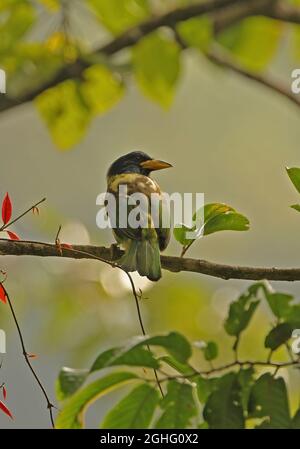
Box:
[106,151,172,281]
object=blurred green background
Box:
[0,0,300,428]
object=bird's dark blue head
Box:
[107,151,172,178]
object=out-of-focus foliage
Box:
[36,65,124,149]
[36,80,91,149]
[88,0,150,35]
[55,282,300,429]
[177,17,212,51]
[102,384,160,429]
[217,17,282,72]
[0,0,298,149]
[132,32,181,109]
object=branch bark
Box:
[1,239,300,282]
[207,48,300,109]
[267,1,300,25]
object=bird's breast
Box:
[107,173,161,197]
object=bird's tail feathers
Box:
[119,238,161,281]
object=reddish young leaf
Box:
[0,400,13,419]
[27,353,37,359]
[32,206,39,216]
[60,243,73,250]
[6,231,20,241]
[0,284,6,304]
[2,193,12,225]
[2,386,6,401]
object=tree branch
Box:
[0,0,268,114]
[213,0,273,33]
[0,0,299,115]
[1,239,300,282]
[159,359,299,383]
[266,0,300,25]
[207,48,300,109]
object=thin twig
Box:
[285,342,295,363]
[159,358,300,383]
[126,273,164,397]
[55,225,62,245]
[1,283,55,428]
[0,198,46,232]
[48,243,165,397]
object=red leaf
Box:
[0,284,6,304]
[0,400,13,419]
[27,353,37,359]
[60,243,73,250]
[2,387,6,401]
[32,206,39,216]
[6,231,20,241]
[2,193,12,225]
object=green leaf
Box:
[56,367,88,401]
[138,332,192,363]
[88,0,150,35]
[292,409,300,429]
[287,167,300,194]
[0,1,36,56]
[174,203,249,246]
[91,332,192,372]
[81,64,124,116]
[173,225,195,246]
[217,17,281,72]
[160,356,195,376]
[224,284,260,337]
[248,373,291,428]
[203,341,218,361]
[91,346,158,371]
[193,203,249,237]
[203,373,244,429]
[264,292,294,319]
[264,322,293,351]
[237,367,254,412]
[155,380,197,429]
[56,372,138,429]
[132,32,181,108]
[102,384,159,429]
[291,204,300,212]
[260,286,300,323]
[203,211,250,235]
[196,376,218,404]
[36,80,91,150]
[177,16,212,51]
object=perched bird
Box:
[106,151,172,281]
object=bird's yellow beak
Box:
[140,159,173,171]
